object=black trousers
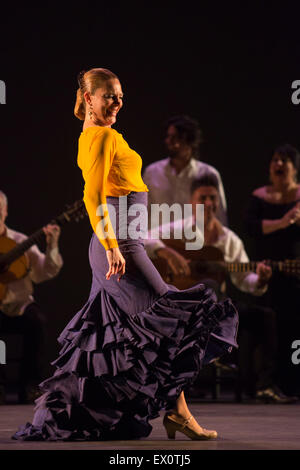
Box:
[0,302,46,389]
[201,279,279,395]
[237,301,278,395]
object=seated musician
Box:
[0,190,63,404]
[145,174,298,403]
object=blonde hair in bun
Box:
[74,87,85,120]
[74,68,119,121]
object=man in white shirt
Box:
[0,191,63,404]
[143,115,228,275]
[145,174,297,403]
[143,116,227,221]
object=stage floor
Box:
[1,401,300,451]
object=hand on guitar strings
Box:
[155,246,191,277]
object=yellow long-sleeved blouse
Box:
[77,126,148,250]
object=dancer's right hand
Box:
[106,247,126,281]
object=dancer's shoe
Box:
[163,412,218,440]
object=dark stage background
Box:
[0,3,299,374]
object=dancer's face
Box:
[269,152,297,185]
[85,79,124,127]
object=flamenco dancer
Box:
[13,68,238,441]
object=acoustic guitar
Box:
[153,239,300,290]
[0,200,87,301]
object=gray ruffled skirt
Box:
[13,192,238,441]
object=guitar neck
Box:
[0,199,86,271]
[226,260,300,274]
[226,261,259,273]
[193,260,261,274]
[164,241,300,276]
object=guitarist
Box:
[146,174,298,403]
[0,190,63,404]
[147,173,272,295]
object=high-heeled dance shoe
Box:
[163,413,218,440]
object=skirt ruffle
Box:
[13,284,238,441]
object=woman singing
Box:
[245,144,300,397]
[13,68,238,441]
